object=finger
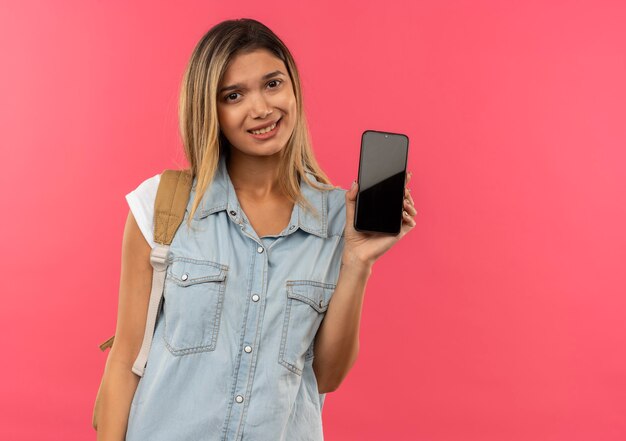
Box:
[403,187,415,208]
[347,180,358,200]
[399,212,416,235]
[402,210,416,227]
[404,188,415,205]
[404,184,413,199]
[403,198,417,216]
[405,171,412,185]
[344,181,357,228]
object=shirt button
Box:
[181,274,188,281]
[289,225,295,230]
[235,395,244,403]
[252,294,260,302]
[229,210,237,216]
[257,246,264,253]
[319,300,324,308]
[244,345,252,353]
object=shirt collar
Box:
[190,155,328,238]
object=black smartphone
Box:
[354,130,409,234]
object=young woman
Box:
[96,18,416,441]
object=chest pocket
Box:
[162,257,228,356]
[279,280,336,376]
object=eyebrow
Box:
[218,70,286,94]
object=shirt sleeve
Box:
[125,173,161,249]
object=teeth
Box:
[250,121,277,135]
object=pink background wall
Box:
[1,1,625,440]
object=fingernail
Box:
[350,181,356,190]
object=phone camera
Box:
[385,135,388,138]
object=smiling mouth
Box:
[248,117,282,135]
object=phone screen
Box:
[354,130,409,234]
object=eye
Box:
[224,92,240,102]
[267,79,282,89]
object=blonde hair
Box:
[178,18,338,228]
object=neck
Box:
[226,150,283,200]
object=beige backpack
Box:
[92,169,193,430]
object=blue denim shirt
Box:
[125,155,347,441]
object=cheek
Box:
[277,88,296,109]
[280,96,296,121]
[217,109,238,132]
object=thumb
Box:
[345,180,357,223]
[347,180,358,201]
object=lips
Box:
[247,117,282,133]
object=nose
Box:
[249,93,273,119]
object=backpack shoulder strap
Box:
[94,169,193,430]
[154,169,193,245]
[97,169,192,353]
[130,169,192,376]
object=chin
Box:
[235,144,286,158]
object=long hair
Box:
[178,18,337,228]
